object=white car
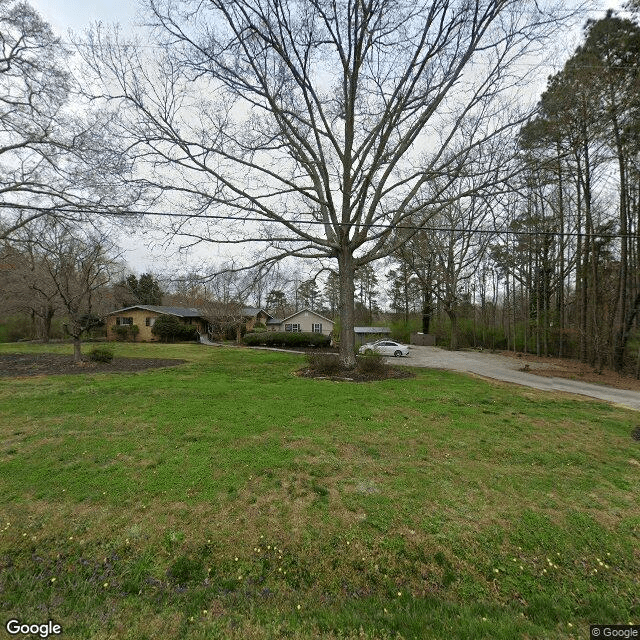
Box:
[358,339,409,357]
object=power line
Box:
[127,209,640,240]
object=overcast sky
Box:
[30,0,141,36]
[30,0,626,36]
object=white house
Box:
[266,308,334,335]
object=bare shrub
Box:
[306,353,342,375]
[356,354,390,376]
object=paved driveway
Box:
[398,346,640,411]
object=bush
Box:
[2,316,34,342]
[151,315,198,342]
[306,352,342,375]
[389,318,421,343]
[113,325,130,341]
[243,331,331,348]
[356,353,390,376]
[88,346,114,363]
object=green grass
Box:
[0,342,638,639]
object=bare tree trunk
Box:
[611,99,628,371]
[511,271,517,353]
[616,292,640,374]
[505,274,511,352]
[73,337,82,363]
[582,133,599,367]
[338,249,356,369]
[448,309,458,350]
[543,265,549,357]
[575,161,587,362]
[556,143,565,358]
[422,284,432,335]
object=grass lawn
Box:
[0,342,638,639]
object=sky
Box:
[26,0,628,278]
[31,0,141,36]
[30,0,625,36]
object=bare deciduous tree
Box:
[81,0,573,366]
[200,299,246,342]
[35,225,120,361]
[0,1,145,240]
[1,230,62,341]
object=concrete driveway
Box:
[397,346,640,411]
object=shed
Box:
[354,326,391,346]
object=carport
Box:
[354,326,391,347]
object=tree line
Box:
[383,8,640,373]
[4,0,640,373]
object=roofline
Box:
[243,308,274,319]
[280,307,334,324]
[106,305,202,318]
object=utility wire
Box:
[129,209,640,240]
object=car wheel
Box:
[365,349,373,355]
[394,350,402,357]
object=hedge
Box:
[151,315,199,342]
[243,331,330,348]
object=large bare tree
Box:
[82,0,572,366]
[0,0,144,240]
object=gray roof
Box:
[279,308,334,324]
[108,305,203,318]
[354,326,391,334]
[243,307,273,318]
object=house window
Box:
[311,323,322,333]
[145,317,155,327]
[285,323,301,333]
[116,317,133,326]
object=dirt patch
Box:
[497,350,640,392]
[0,353,187,377]
[297,365,415,383]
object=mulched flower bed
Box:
[0,353,186,377]
[297,365,415,383]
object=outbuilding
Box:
[354,326,391,346]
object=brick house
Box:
[105,305,274,341]
[105,305,207,341]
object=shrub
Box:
[113,325,130,341]
[88,346,114,363]
[356,354,390,376]
[306,352,342,375]
[151,315,198,342]
[243,331,330,348]
[3,316,34,342]
[389,318,420,343]
[223,324,247,341]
